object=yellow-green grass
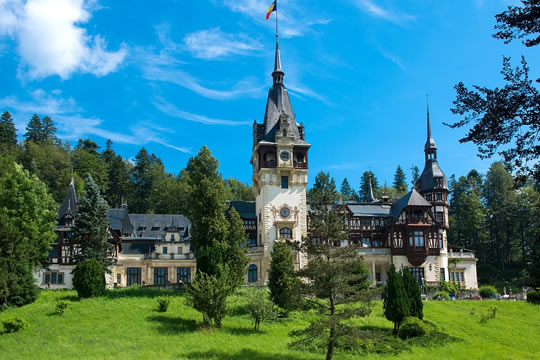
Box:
[0,289,539,360]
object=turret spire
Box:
[272,36,284,86]
[424,96,437,158]
[367,176,376,203]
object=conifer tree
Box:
[411,165,420,188]
[41,116,57,143]
[223,208,249,288]
[359,171,379,201]
[24,114,43,143]
[383,264,410,333]
[340,177,356,200]
[268,240,300,310]
[73,175,113,270]
[393,165,408,195]
[0,111,17,147]
[292,171,374,360]
[401,267,423,319]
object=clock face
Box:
[280,151,290,161]
[280,207,290,218]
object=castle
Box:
[35,37,478,291]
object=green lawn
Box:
[0,289,538,359]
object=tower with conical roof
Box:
[416,103,449,228]
[250,34,310,283]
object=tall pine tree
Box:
[393,165,408,195]
[359,171,379,202]
[401,267,423,320]
[0,111,17,147]
[340,177,356,201]
[383,264,410,333]
[410,165,420,188]
[268,240,300,310]
[41,116,57,143]
[24,114,43,143]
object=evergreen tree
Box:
[340,177,356,201]
[0,111,17,147]
[268,240,300,310]
[73,175,114,270]
[0,156,57,308]
[101,140,133,208]
[383,264,410,333]
[41,116,57,143]
[132,147,155,213]
[223,208,249,288]
[24,114,43,143]
[73,139,109,195]
[401,267,423,320]
[393,165,408,195]
[359,171,379,202]
[224,177,254,201]
[411,165,420,188]
[292,171,374,360]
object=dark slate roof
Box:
[129,214,190,239]
[262,86,304,143]
[58,179,77,221]
[417,160,449,192]
[121,241,155,255]
[390,189,432,220]
[227,201,256,219]
[108,206,134,234]
[346,204,392,217]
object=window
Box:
[376,272,381,282]
[440,268,445,281]
[280,227,292,240]
[43,271,64,284]
[436,212,443,223]
[248,264,257,282]
[151,226,160,231]
[372,239,382,248]
[171,234,175,241]
[450,272,455,281]
[163,246,168,254]
[410,267,425,283]
[177,267,191,284]
[248,238,257,247]
[436,193,443,201]
[177,246,183,254]
[154,268,168,285]
[408,231,424,247]
[127,267,141,286]
[425,193,432,201]
[361,237,370,247]
[117,274,121,284]
[281,176,288,189]
[439,233,444,248]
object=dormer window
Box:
[170,234,175,241]
[151,226,160,231]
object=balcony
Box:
[449,251,475,259]
[248,245,264,254]
[262,160,277,168]
[293,161,307,169]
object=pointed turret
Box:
[367,177,377,203]
[425,102,437,156]
[58,176,78,223]
[272,36,284,86]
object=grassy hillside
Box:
[0,288,538,360]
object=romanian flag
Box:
[265,1,277,20]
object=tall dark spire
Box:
[272,36,284,86]
[367,176,377,203]
[425,99,437,152]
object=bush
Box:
[432,291,450,300]
[247,288,276,331]
[398,317,427,339]
[479,285,497,299]
[479,306,497,324]
[527,290,540,305]
[2,317,28,333]
[157,296,171,312]
[440,281,459,296]
[55,301,69,315]
[72,259,106,298]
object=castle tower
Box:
[250,37,310,283]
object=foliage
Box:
[410,165,420,187]
[186,272,230,328]
[432,291,450,301]
[393,165,408,195]
[73,139,109,194]
[156,296,172,312]
[268,241,301,311]
[526,290,540,304]
[0,111,17,149]
[359,171,380,201]
[24,114,44,143]
[224,177,254,201]
[447,0,540,181]
[384,264,410,334]
[401,267,423,319]
[223,208,249,288]
[478,285,497,299]
[2,317,28,333]
[73,175,114,270]
[246,288,275,331]
[479,306,498,324]
[55,301,69,315]
[398,317,427,339]
[339,177,357,201]
[295,171,374,360]
[72,259,106,298]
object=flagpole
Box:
[275,1,278,40]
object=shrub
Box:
[479,285,497,299]
[72,259,106,298]
[527,290,540,305]
[55,301,69,315]
[398,317,427,339]
[247,288,276,331]
[2,317,28,333]
[479,306,497,324]
[440,281,460,296]
[157,296,171,312]
[432,291,450,300]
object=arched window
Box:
[248,264,257,282]
[280,227,292,240]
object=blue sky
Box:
[1,0,538,189]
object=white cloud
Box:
[1,0,126,80]
[153,97,251,126]
[221,0,331,38]
[353,0,416,25]
[0,90,190,153]
[184,27,262,60]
